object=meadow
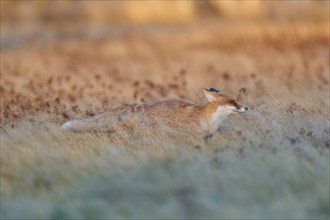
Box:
[1,21,329,219]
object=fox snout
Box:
[235,106,248,112]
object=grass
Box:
[0,20,329,219]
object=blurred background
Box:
[0,0,329,124]
[1,0,329,49]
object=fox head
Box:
[203,88,248,113]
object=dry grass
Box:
[0,21,329,219]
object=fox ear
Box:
[203,89,217,102]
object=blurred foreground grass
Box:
[1,89,329,218]
[1,111,329,218]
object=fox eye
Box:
[226,100,238,107]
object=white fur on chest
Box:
[208,106,235,131]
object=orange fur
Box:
[61,88,248,134]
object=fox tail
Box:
[60,120,86,131]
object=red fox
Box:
[61,88,248,134]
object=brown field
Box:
[1,18,329,218]
[1,21,329,125]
